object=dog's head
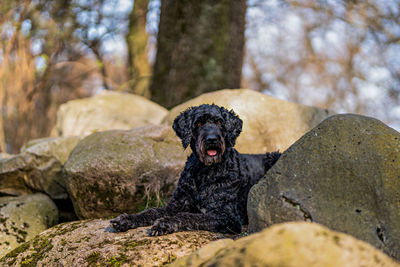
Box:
[173,104,243,165]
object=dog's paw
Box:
[106,213,136,232]
[148,217,178,236]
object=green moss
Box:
[20,258,33,266]
[50,221,84,237]
[17,229,28,243]
[74,179,129,216]
[167,240,178,245]
[97,239,114,248]
[28,237,53,264]
[59,238,67,246]
[1,235,53,266]
[0,241,31,265]
[86,251,101,266]
[126,239,152,250]
[80,236,90,242]
[107,254,127,267]
[161,253,177,266]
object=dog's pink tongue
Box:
[207,150,217,156]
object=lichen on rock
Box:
[64,125,187,219]
[248,114,400,260]
[0,219,221,266]
[0,193,58,258]
[170,222,400,267]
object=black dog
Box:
[106,104,280,235]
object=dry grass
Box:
[0,31,98,153]
[0,31,36,153]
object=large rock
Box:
[171,222,399,267]
[0,156,32,196]
[0,194,58,258]
[0,136,83,199]
[0,219,221,266]
[64,125,187,219]
[248,114,400,260]
[0,153,12,160]
[164,89,334,153]
[52,91,168,137]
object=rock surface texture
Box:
[0,136,82,199]
[0,219,221,267]
[65,125,187,219]
[170,222,399,267]
[165,89,334,153]
[52,91,168,137]
[0,155,32,196]
[0,194,58,258]
[248,114,400,260]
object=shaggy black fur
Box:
[106,104,281,236]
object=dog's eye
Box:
[196,122,202,127]
[216,121,222,125]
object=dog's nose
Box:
[206,135,218,143]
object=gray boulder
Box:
[52,91,168,137]
[64,125,187,219]
[0,193,58,258]
[0,219,221,266]
[248,114,400,260]
[0,136,83,199]
[164,89,334,153]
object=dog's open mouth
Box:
[206,149,218,156]
[202,147,222,165]
[205,145,221,157]
[199,137,225,165]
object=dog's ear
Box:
[220,107,243,147]
[172,107,194,149]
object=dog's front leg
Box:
[106,160,197,233]
[107,180,196,232]
[106,207,168,232]
[148,211,242,236]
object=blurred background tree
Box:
[149,0,247,108]
[244,0,400,125]
[0,0,130,152]
[126,0,151,97]
[0,0,399,153]
[0,0,95,153]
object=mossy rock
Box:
[64,125,187,219]
[248,114,400,260]
[164,89,334,153]
[170,222,399,267]
[0,219,221,266]
[0,193,58,258]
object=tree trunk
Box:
[0,89,6,153]
[150,0,247,108]
[126,0,151,97]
